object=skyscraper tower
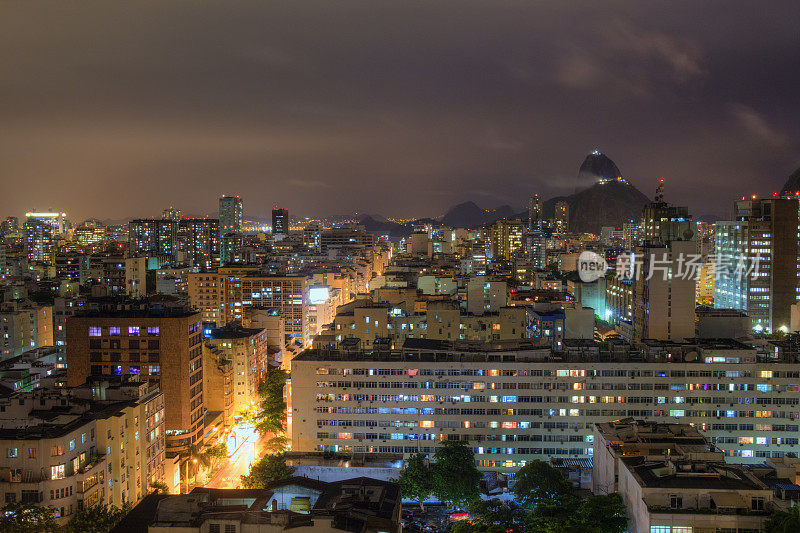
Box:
[554,201,569,234]
[632,183,697,342]
[272,206,288,237]
[219,195,243,264]
[714,196,799,333]
[24,211,67,263]
[528,195,543,231]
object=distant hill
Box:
[542,152,651,234]
[543,180,650,234]
[578,151,622,184]
[439,201,518,228]
[780,164,800,196]
[359,214,420,240]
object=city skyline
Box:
[2,1,799,221]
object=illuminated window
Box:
[128,327,140,336]
[51,464,65,480]
[88,327,102,337]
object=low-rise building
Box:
[113,476,401,533]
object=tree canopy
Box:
[254,368,289,436]
[430,441,482,507]
[62,503,130,533]
[397,453,432,510]
[241,453,295,489]
[453,461,627,533]
[511,460,576,510]
[0,502,58,533]
[765,505,800,533]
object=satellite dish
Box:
[685,350,698,362]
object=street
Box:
[204,425,262,489]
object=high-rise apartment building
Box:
[272,206,288,237]
[189,267,310,345]
[66,304,204,451]
[490,219,525,259]
[554,201,569,234]
[528,195,543,231]
[128,219,178,262]
[25,211,67,263]
[202,324,268,421]
[0,300,54,358]
[641,181,694,244]
[632,190,697,342]
[219,196,243,236]
[177,218,219,270]
[715,197,799,333]
[219,196,243,264]
[633,239,697,342]
[73,219,107,251]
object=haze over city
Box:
[2,1,799,221]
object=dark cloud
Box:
[0,0,798,221]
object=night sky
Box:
[1,1,799,222]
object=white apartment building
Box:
[0,300,54,358]
[202,324,268,418]
[291,338,800,474]
[0,379,165,523]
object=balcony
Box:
[0,467,46,484]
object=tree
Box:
[467,499,527,532]
[264,435,289,453]
[511,460,576,510]
[430,441,482,507]
[241,453,295,489]
[397,453,432,511]
[766,505,800,533]
[0,502,58,533]
[62,503,131,533]
[572,494,627,533]
[149,480,169,494]
[254,368,289,436]
[204,442,228,463]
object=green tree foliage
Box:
[240,453,295,489]
[264,435,289,453]
[62,503,131,533]
[0,502,58,533]
[467,499,527,532]
[430,441,482,507]
[204,442,228,462]
[765,505,800,533]
[397,453,432,511]
[511,460,576,510]
[149,480,169,494]
[454,462,627,533]
[573,494,628,533]
[255,368,289,436]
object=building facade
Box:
[291,339,800,474]
[65,307,204,452]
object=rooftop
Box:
[113,476,401,532]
